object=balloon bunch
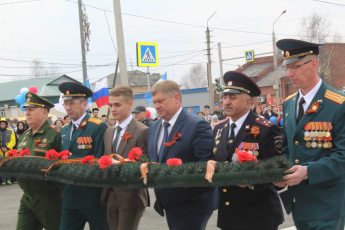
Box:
[269,116,284,127]
[15,86,38,111]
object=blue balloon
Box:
[280,118,284,126]
[21,91,28,103]
[15,95,21,104]
[20,104,25,111]
[269,116,277,124]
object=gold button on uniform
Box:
[223,189,227,192]
[295,141,299,145]
[225,202,230,206]
[295,159,299,164]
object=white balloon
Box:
[20,87,29,94]
[146,107,157,120]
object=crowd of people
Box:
[1,38,345,230]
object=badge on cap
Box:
[285,51,290,57]
[228,81,232,86]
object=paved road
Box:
[0,184,295,230]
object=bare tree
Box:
[180,64,208,89]
[30,59,60,78]
[299,13,343,86]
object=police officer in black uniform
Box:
[213,71,284,230]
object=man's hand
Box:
[1,147,7,153]
[283,165,308,186]
[238,184,249,188]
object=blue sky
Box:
[0,0,344,85]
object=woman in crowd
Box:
[15,121,27,140]
[197,111,204,118]
[255,106,264,118]
[54,119,64,130]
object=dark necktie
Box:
[227,123,237,150]
[158,122,170,162]
[112,126,122,154]
[297,97,305,124]
[72,124,77,137]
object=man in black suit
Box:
[147,80,218,230]
[213,71,284,230]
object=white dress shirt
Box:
[112,115,133,151]
[157,107,183,153]
[228,110,250,138]
[296,79,322,117]
[70,113,86,140]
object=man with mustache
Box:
[213,71,284,230]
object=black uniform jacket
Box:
[213,110,284,229]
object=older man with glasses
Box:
[58,82,108,230]
[274,39,345,230]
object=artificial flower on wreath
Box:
[18,148,30,156]
[236,150,258,163]
[7,149,18,157]
[128,147,150,162]
[98,155,113,169]
[81,155,95,166]
[167,158,183,166]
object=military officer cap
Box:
[223,71,261,97]
[58,82,93,101]
[23,92,54,110]
[276,38,325,65]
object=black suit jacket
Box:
[213,111,284,229]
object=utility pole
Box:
[112,0,128,86]
[272,10,286,105]
[206,11,216,112]
[78,0,88,84]
[218,42,225,86]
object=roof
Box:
[256,64,285,87]
[104,70,158,87]
[0,74,80,102]
[241,62,272,78]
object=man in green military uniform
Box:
[16,92,63,230]
[58,82,108,230]
[274,39,345,230]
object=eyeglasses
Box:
[63,102,82,107]
[282,60,312,72]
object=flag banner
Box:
[144,72,167,104]
[93,77,109,108]
[84,78,93,110]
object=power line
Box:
[0,0,42,5]
[311,0,345,6]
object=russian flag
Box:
[93,77,109,108]
[84,78,93,110]
[144,72,167,103]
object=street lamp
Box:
[272,10,286,106]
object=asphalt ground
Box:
[0,184,295,230]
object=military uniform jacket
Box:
[213,110,284,229]
[280,81,345,221]
[18,120,63,200]
[60,113,108,209]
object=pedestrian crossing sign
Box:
[137,42,159,67]
[245,50,254,62]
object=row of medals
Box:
[78,143,92,149]
[304,130,332,148]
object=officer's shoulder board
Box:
[325,89,345,105]
[215,117,229,127]
[88,117,102,125]
[23,129,30,135]
[284,92,297,102]
[49,124,60,133]
[255,117,274,127]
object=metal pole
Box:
[273,10,286,105]
[218,42,225,86]
[78,0,87,84]
[113,0,128,86]
[206,27,214,112]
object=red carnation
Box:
[59,150,71,160]
[81,155,95,166]
[98,156,113,169]
[128,147,143,161]
[18,148,30,156]
[7,149,18,157]
[236,151,258,163]
[45,149,59,160]
[166,158,183,166]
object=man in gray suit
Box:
[101,86,149,230]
